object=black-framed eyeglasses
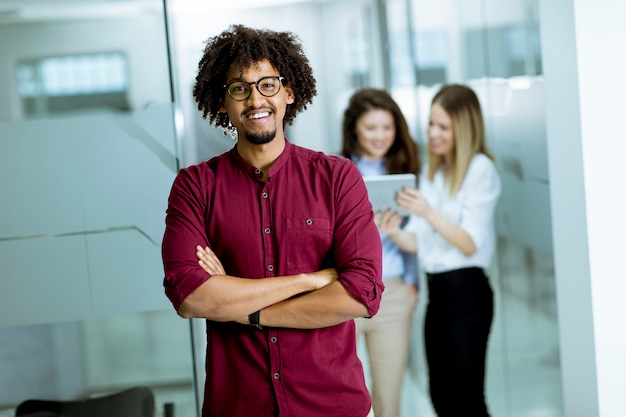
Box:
[223,76,285,101]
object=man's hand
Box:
[196,244,336,293]
[308,268,339,290]
[196,245,226,275]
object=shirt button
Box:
[268,265,274,271]
[273,372,280,379]
[264,227,271,234]
[254,168,261,175]
[306,218,313,225]
[271,337,277,343]
[262,192,268,198]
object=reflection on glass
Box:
[0,0,195,416]
[347,9,373,89]
[414,31,448,86]
[0,312,195,417]
[464,25,542,79]
[17,53,131,116]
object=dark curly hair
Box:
[193,24,317,129]
[341,88,421,177]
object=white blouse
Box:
[405,153,501,274]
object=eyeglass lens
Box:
[226,76,283,100]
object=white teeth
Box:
[249,112,270,119]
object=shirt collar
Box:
[228,138,293,181]
[355,156,385,176]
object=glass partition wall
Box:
[385,0,562,416]
[0,1,197,416]
[0,0,562,416]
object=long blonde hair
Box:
[427,84,495,196]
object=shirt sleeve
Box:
[332,161,384,317]
[161,165,212,311]
[459,155,501,250]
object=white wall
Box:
[540,0,626,416]
[573,1,626,416]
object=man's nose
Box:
[246,84,264,104]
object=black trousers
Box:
[424,267,493,417]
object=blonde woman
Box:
[397,84,501,417]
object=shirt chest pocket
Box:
[286,217,332,273]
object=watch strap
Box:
[249,310,263,330]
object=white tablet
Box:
[362,173,417,216]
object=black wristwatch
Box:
[249,310,263,330]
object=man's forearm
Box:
[255,281,369,329]
[177,269,338,321]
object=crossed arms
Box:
[162,160,383,330]
[176,246,366,329]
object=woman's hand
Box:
[406,283,419,304]
[396,186,432,219]
[196,245,226,275]
[374,209,404,236]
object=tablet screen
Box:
[362,173,417,216]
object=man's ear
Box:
[219,98,226,113]
[285,86,295,105]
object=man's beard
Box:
[244,129,276,145]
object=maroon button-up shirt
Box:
[162,140,383,417]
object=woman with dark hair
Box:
[397,83,501,417]
[342,88,421,417]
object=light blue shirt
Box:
[355,157,411,282]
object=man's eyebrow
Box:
[226,74,279,84]
[225,76,244,84]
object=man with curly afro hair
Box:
[162,25,383,417]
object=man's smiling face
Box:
[220,59,294,145]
